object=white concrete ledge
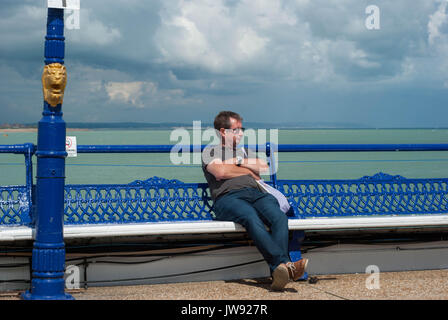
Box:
[288,214,448,230]
[1,215,448,242]
[0,226,33,242]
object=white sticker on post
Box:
[66,136,77,157]
[48,0,80,10]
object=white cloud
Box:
[0,4,45,47]
[427,1,448,87]
[105,81,157,107]
[160,15,224,71]
[237,27,269,58]
[428,1,448,45]
[67,8,121,46]
[155,0,412,84]
[104,80,202,108]
[155,0,295,73]
[349,48,380,69]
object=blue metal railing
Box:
[3,143,448,181]
[0,143,35,226]
[74,143,448,153]
[3,142,448,185]
[5,142,448,153]
[72,143,448,187]
[2,142,448,226]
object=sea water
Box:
[1,128,448,186]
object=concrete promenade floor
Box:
[1,269,447,300]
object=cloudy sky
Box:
[1,0,448,127]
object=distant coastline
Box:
[1,122,447,131]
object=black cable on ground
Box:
[307,284,350,300]
[80,258,266,286]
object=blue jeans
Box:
[213,187,290,273]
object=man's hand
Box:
[240,157,269,176]
[223,157,269,176]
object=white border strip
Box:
[2,215,448,241]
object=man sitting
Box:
[201,111,308,291]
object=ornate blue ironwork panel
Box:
[2,173,448,226]
[64,177,214,224]
[277,172,448,218]
[0,186,31,225]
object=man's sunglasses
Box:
[224,127,245,134]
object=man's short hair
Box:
[214,111,243,131]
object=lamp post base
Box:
[21,291,74,300]
[21,274,75,300]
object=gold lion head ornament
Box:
[42,63,67,107]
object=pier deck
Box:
[1,269,447,300]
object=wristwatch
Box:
[236,156,243,166]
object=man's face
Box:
[220,117,244,148]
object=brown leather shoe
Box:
[271,263,289,291]
[286,258,309,281]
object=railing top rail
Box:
[0,143,35,155]
[275,143,448,152]
[2,143,448,154]
[59,143,448,153]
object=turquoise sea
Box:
[1,128,448,186]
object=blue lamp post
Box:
[22,7,73,300]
